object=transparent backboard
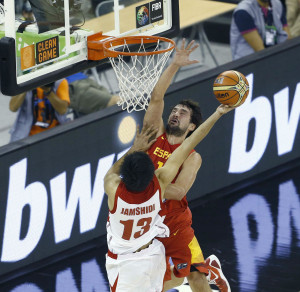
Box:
[0,0,179,95]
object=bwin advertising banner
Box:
[0,110,144,282]
[0,38,299,281]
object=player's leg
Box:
[105,254,119,292]
[160,211,231,292]
[187,238,231,292]
[106,240,166,292]
[148,239,168,292]
[188,270,212,292]
[162,265,184,291]
[159,235,186,291]
[184,235,212,292]
[160,225,208,291]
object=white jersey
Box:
[107,175,169,255]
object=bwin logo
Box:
[229,73,300,173]
[152,2,161,11]
[1,148,129,262]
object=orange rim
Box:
[102,36,176,58]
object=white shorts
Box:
[106,239,166,292]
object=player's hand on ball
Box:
[213,70,249,107]
[216,104,235,115]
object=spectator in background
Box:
[286,0,300,37]
[21,0,34,22]
[230,0,291,60]
[27,0,82,33]
[9,79,70,142]
[66,72,119,117]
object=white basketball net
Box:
[108,39,174,112]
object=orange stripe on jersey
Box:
[56,79,70,104]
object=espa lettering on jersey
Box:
[153,147,171,159]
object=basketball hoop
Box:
[88,34,175,112]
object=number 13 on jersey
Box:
[120,217,152,240]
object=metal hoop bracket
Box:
[87,32,175,60]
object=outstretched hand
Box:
[172,39,199,67]
[132,124,158,152]
[216,104,236,115]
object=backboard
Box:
[0,0,179,95]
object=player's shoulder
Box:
[104,173,121,196]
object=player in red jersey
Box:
[144,39,231,292]
[104,102,233,291]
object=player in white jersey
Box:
[104,105,234,292]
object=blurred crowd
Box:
[6,0,120,143]
[1,0,299,143]
[230,0,299,60]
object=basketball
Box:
[213,70,249,107]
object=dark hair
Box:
[170,99,203,137]
[120,152,155,192]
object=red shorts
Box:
[158,208,208,280]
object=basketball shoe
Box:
[205,255,231,292]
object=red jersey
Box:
[147,133,194,221]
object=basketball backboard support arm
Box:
[0,0,179,96]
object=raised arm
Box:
[156,105,234,191]
[143,39,199,136]
[104,125,157,210]
[41,80,69,115]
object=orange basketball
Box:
[213,70,249,107]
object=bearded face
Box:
[166,120,189,137]
[166,105,193,137]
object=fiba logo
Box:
[0,3,5,25]
[137,6,149,26]
[152,2,161,10]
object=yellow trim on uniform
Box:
[188,236,205,264]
